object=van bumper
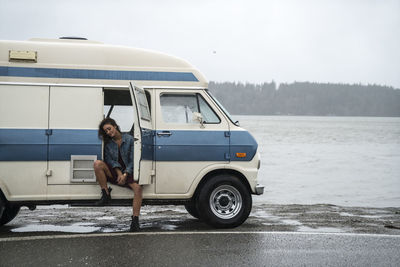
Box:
[255,184,264,195]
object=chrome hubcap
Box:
[209,185,242,219]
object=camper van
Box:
[0,38,263,228]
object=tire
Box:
[184,200,200,219]
[197,174,252,228]
[0,197,20,226]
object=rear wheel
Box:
[0,197,20,226]
[197,174,252,228]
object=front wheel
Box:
[184,200,200,219]
[197,174,252,228]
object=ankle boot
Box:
[130,216,140,232]
[95,187,112,206]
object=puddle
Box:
[161,224,179,230]
[357,215,386,219]
[340,212,385,219]
[339,212,355,217]
[252,210,271,218]
[298,226,345,233]
[281,219,303,226]
[12,222,101,233]
[95,216,116,220]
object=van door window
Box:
[160,94,220,124]
[104,89,137,134]
[137,89,151,122]
[197,94,220,123]
[104,105,134,132]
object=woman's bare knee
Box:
[93,160,105,171]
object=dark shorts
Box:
[105,163,136,188]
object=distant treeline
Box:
[208,81,400,116]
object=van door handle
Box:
[157,131,172,137]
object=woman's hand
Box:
[117,173,127,185]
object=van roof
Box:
[0,38,207,87]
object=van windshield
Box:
[206,90,239,126]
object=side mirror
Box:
[193,112,205,128]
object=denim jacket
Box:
[104,134,134,175]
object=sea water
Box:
[110,107,400,208]
[237,116,400,207]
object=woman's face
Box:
[103,123,118,138]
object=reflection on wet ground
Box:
[0,204,399,237]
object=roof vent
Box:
[29,38,102,44]
[59,37,88,40]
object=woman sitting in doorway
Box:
[93,117,142,232]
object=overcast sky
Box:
[1,0,399,88]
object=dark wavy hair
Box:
[98,117,121,142]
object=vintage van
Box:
[0,38,263,228]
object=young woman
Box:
[94,118,143,232]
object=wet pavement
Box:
[1,231,400,266]
[1,204,400,266]
[0,203,399,237]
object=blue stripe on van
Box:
[155,129,229,161]
[49,129,102,161]
[0,129,47,161]
[0,66,198,82]
[141,128,155,161]
[0,129,257,162]
[155,130,257,161]
[230,131,258,161]
[0,129,101,161]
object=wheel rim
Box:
[209,185,242,219]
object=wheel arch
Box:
[192,168,251,201]
[0,183,10,203]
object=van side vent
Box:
[70,155,97,183]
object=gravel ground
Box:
[0,204,399,238]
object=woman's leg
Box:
[129,182,143,216]
[93,160,112,194]
[128,182,142,231]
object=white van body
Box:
[0,38,263,228]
